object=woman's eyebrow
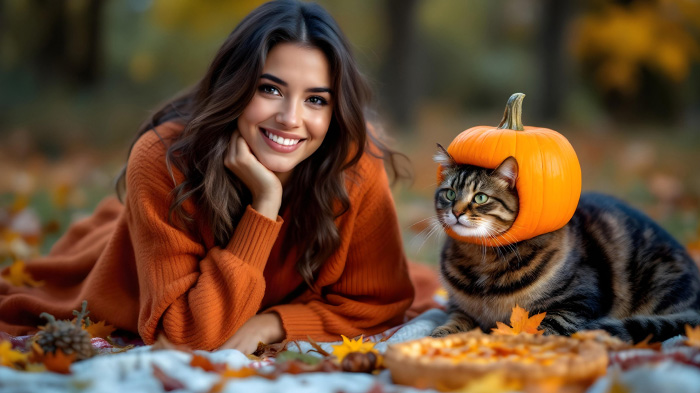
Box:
[260,73,332,94]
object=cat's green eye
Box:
[445,189,456,201]
[474,193,489,204]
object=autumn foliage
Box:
[491,305,547,336]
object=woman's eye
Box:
[259,84,280,95]
[445,189,456,201]
[474,193,489,204]
[307,96,328,106]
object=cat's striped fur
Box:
[432,146,700,342]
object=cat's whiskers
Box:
[409,215,447,253]
[481,223,521,266]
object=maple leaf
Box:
[1,260,44,287]
[330,335,378,363]
[491,305,546,335]
[0,340,29,368]
[84,320,116,339]
[34,344,77,375]
[685,324,700,348]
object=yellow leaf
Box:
[85,320,116,339]
[330,335,378,364]
[1,260,44,287]
[685,324,700,348]
[0,340,29,368]
[491,305,546,335]
[452,372,521,393]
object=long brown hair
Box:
[116,0,409,286]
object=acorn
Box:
[34,300,94,361]
[340,351,379,373]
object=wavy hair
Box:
[116,0,409,287]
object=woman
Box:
[0,0,420,353]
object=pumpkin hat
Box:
[437,93,581,246]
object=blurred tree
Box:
[536,0,575,122]
[571,0,700,123]
[2,0,104,86]
[379,0,422,133]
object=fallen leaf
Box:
[190,353,226,372]
[44,351,76,374]
[275,350,321,365]
[306,335,331,357]
[219,367,258,378]
[0,340,28,368]
[632,334,662,350]
[491,305,546,335]
[1,260,44,287]
[252,340,289,359]
[330,335,378,363]
[84,320,117,339]
[685,324,700,348]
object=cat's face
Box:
[434,145,520,240]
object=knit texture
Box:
[0,122,415,350]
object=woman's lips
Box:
[260,127,305,153]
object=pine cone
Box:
[34,301,95,361]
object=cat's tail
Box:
[585,310,700,343]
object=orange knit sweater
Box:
[0,122,415,350]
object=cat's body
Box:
[432,147,700,342]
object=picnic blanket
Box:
[2,308,700,393]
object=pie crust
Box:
[384,330,608,390]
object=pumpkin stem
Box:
[497,93,526,131]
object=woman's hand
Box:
[218,313,285,354]
[224,131,282,220]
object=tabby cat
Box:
[431,145,700,343]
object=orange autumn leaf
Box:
[632,334,662,350]
[492,305,546,336]
[685,324,700,348]
[85,320,116,339]
[30,343,77,374]
[190,353,226,373]
[220,367,259,378]
[1,260,44,287]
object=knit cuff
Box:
[265,304,329,341]
[225,205,283,272]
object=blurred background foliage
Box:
[1,0,699,266]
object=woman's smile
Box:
[260,127,305,152]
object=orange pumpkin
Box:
[437,93,581,246]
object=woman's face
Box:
[237,43,333,184]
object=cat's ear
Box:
[433,144,456,167]
[492,156,519,189]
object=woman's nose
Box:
[276,99,301,128]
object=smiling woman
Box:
[234,43,334,187]
[0,0,425,354]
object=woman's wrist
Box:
[251,193,282,220]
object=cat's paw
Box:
[431,325,458,338]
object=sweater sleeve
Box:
[125,131,283,350]
[265,154,415,341]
